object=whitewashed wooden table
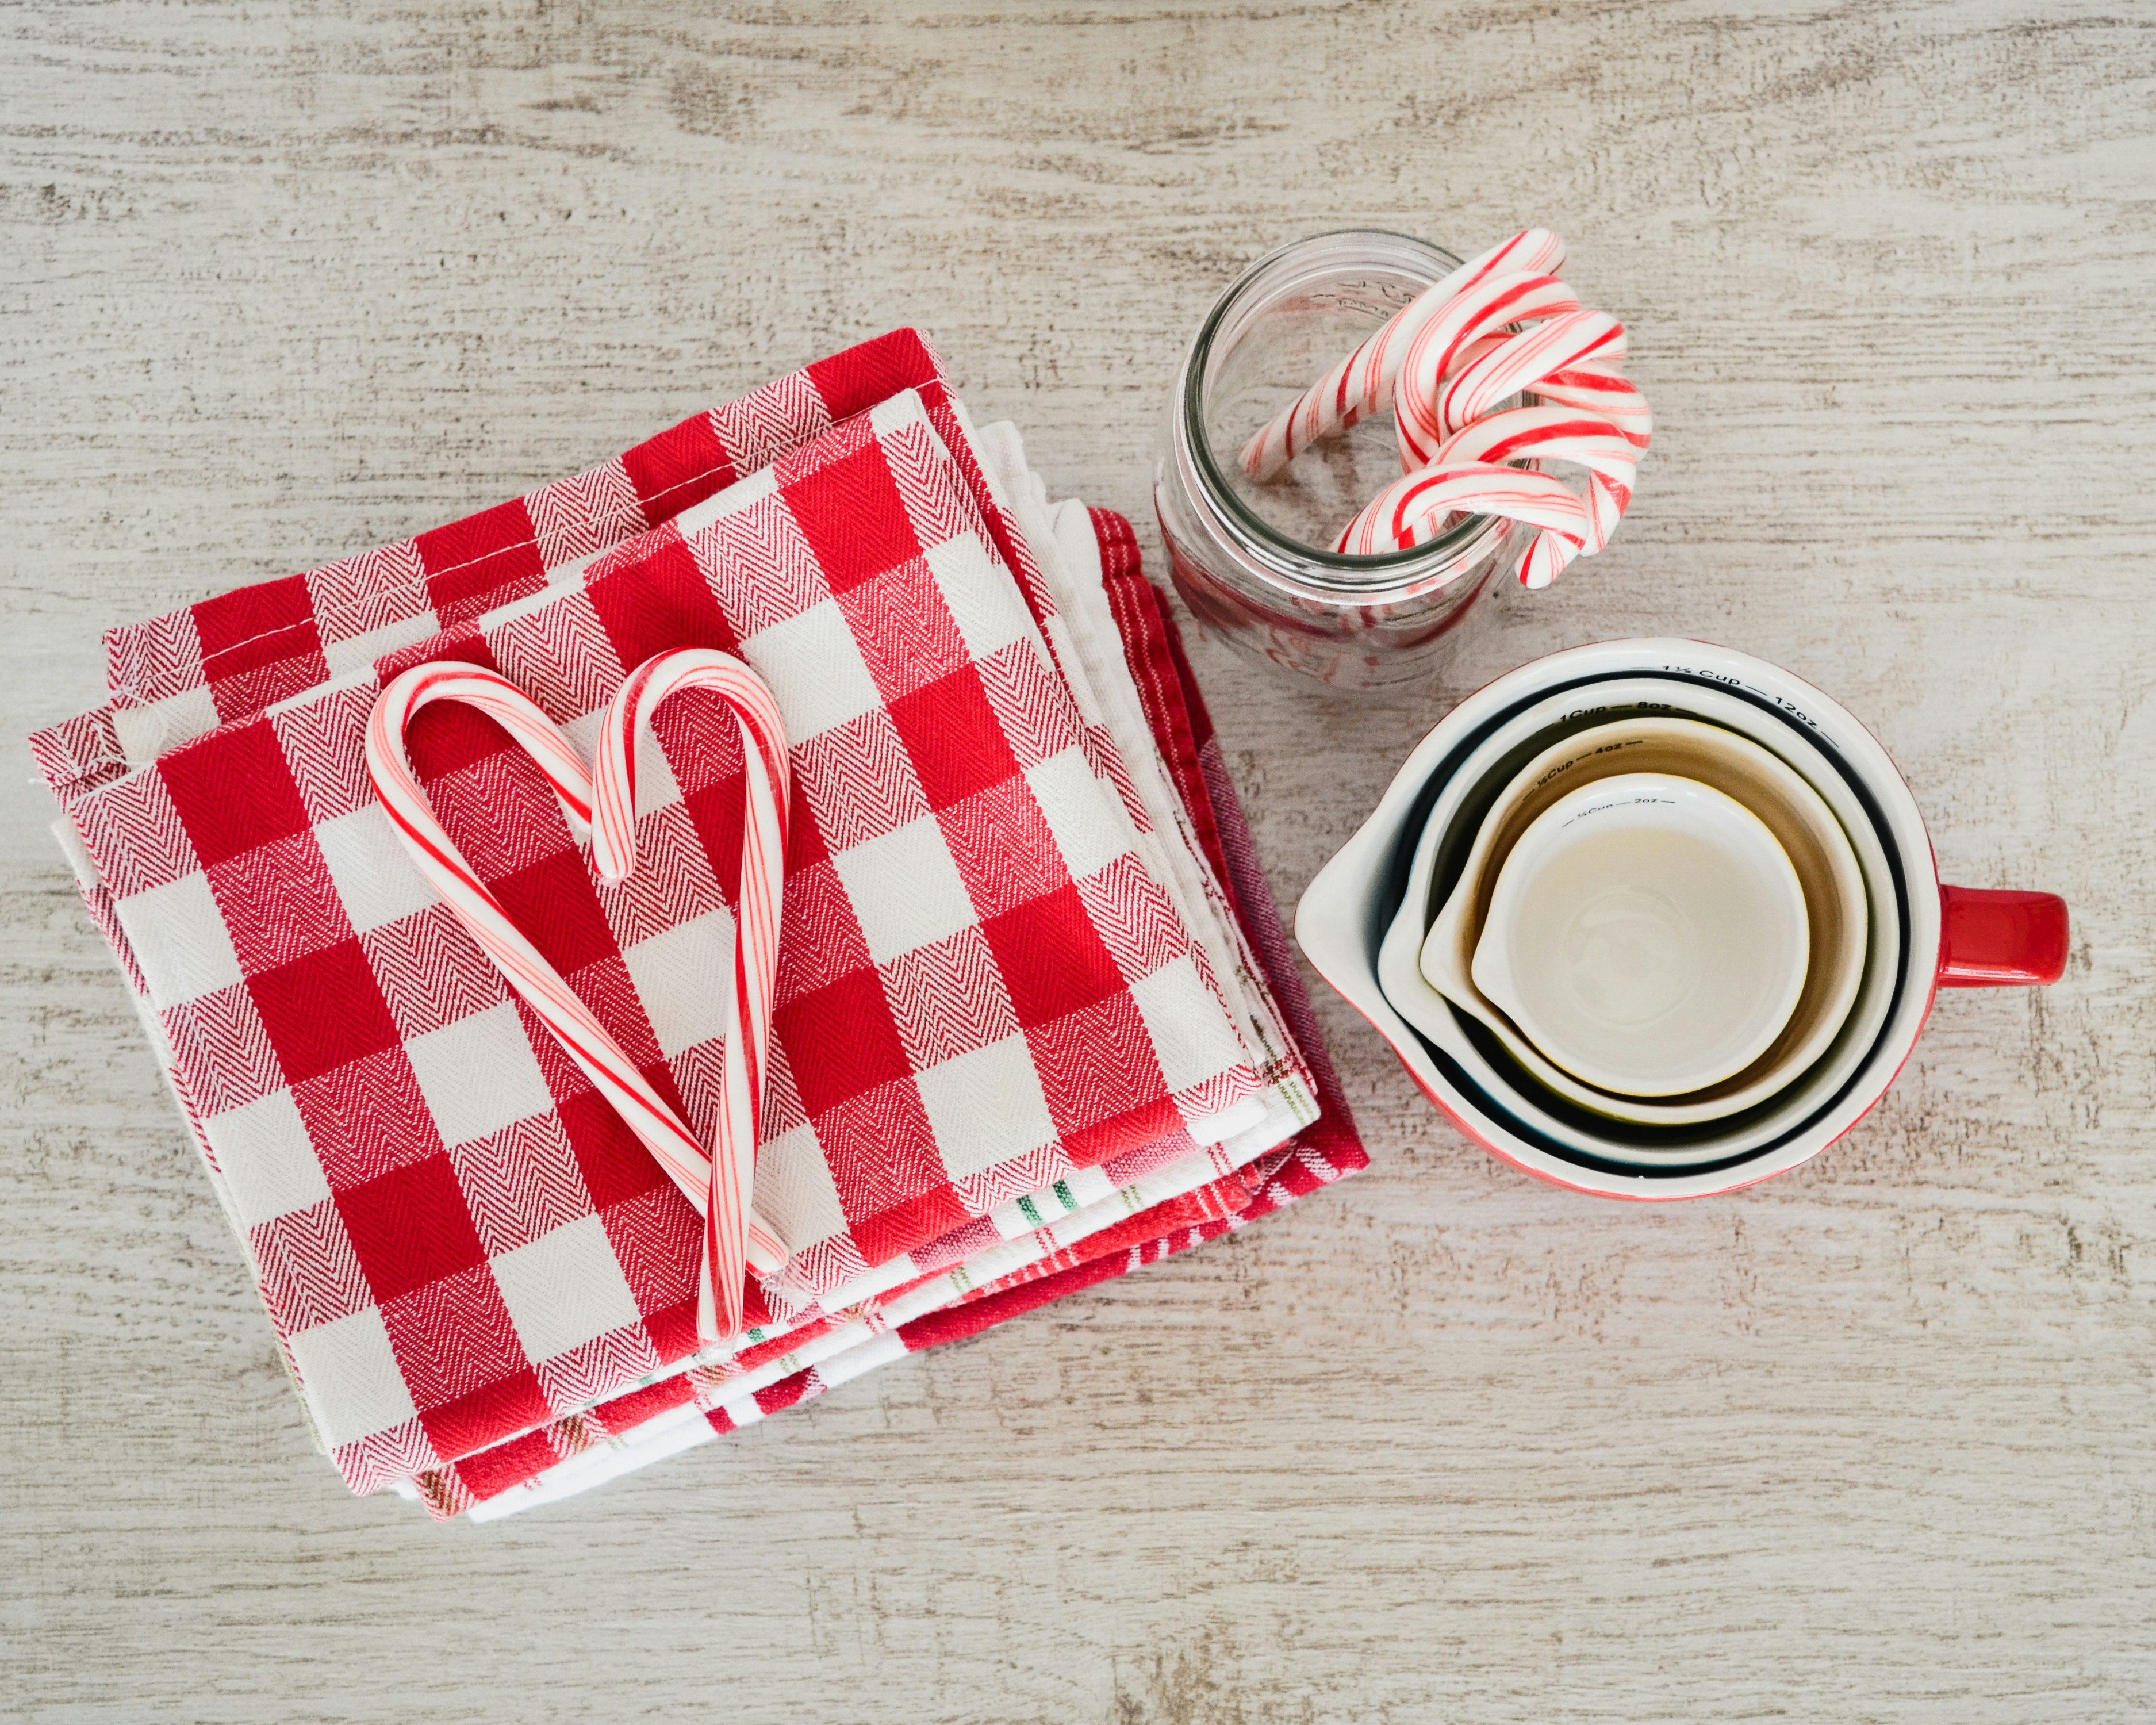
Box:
[5,4,2151,1719]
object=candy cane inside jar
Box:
[1157,228,1651,687]
[1158,232,1526,689]
[1254,236,1650,578]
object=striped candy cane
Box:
[1252,225,1654,589]
[1334,461,1591,578]
[1524,358,1653,448]
[1237,227,1566,481]
[1429,406,1639,550]
[1391,272,1582,467]
[1341,406,1640,586]
[366,656,792,1345]
[1384,315,1649,585]
[1429,309,1631,450]
[591,649,792,1346]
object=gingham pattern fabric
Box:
[30,331,965,807]
[33,335,1359,1516]
[63,499,1357,1521]
[34,332,1295,1140]
[425,532,1367,1519]
[388,458,1339,1520]
[107,336,954,775]
[32,335,1241,1083]
[57,388,1284,1497]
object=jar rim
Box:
[1179,228,1506,591]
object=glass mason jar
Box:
[1154,231,1526,689]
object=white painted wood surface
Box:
[3,3,2151,1719]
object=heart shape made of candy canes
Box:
[365,650,792,1344]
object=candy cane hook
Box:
[592,649,793,1344]
[366,655,793,1345]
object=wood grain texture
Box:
[3,3,2151,1719]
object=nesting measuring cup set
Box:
[1297,641,2069,1198]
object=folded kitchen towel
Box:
[429,503,1367,1520]
[397,490,1366,1521]
[33,331,1361,1515]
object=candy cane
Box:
[1333,461,1591,577]
[1526,358,1653,448]
[1237,227,1566,481]
[1252,225,1654,589]
[591,648,792,1344]
[1388,316,1651,585]
[1376,320,1649,580]
[1411,405,1637,546]
[1345,407,1639,586]
[366,657,791,1345]
[1432,309,1630,448]
[1391,272,1582,467]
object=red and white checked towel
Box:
[428,503,1368,1520]
[33,332,1361,1514]
[392,480,1363,1520]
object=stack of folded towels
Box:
[30,332,1362,1519]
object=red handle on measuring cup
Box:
[1936,885,2070,987]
